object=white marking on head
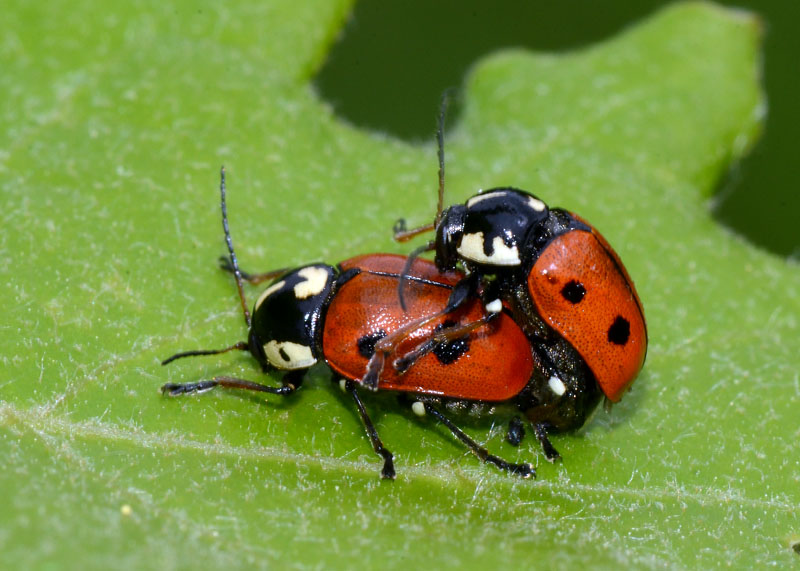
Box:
[263,340,316,369]
[294,266,330,299]
[457,232,521,266]
[485,299,502,314]
[411,401,426,416]
[466,189,507,208]
[339,379,347,393]
[548,375,567,396]
[526,196,546,212]
[254,280,286,312]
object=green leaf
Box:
[2,1,797,568]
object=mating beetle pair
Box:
[162,98,647,479]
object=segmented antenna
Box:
[160,168,252,367]
[397,90,455,311]
[433,89,453,228]
[220,166,251,328]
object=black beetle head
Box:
[434,203,466,271]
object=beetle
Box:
[161,168,577,479]
[392,93,647,448]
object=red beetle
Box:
[162,168,563,479]
[394,95,647,439]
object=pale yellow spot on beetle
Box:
[263,340,316,370]
[527,196,546,211]
[457,233,521,266]
[294,266,330,299]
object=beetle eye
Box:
[561,280,586,304]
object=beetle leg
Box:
[391,338,436,374]
[161,369,305,397]
[218,256,288,285]
[506,416,525,447]
[396,237,479,312]
[532,423,561,462]
[393,221,436,242]
[419,402,535,479]
[393,311,499,374]
[363,274,483,389]
[442,273,481,314]
[339,378,396,480]
[361,310,448,391]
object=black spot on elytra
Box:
[561,280,586,304]
[432,320,469,365]
[357,330,387,358]
[607,316,630,345]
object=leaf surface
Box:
[2,1,797,568]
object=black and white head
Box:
[434,187,550,272]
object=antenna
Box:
[433,88,453,228]
[220,166,251,328]
[395,90,456,310]
[160,167,252,366]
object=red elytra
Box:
[527,221,647,402]
[162,168,544,479]
[324,254,534,401]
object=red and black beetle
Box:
[393,94,647,446]
[161,168,569,479]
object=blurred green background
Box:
[316,0,799,259]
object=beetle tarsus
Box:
[392,218,407,236]
[161,375,301,398]
[161,380,219,395]
[506,416,525,447]
[218,256,288,285]
[533,423,561,462]
[422,402,535,479]
[361,357,383,391]
[343,378,396,479]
